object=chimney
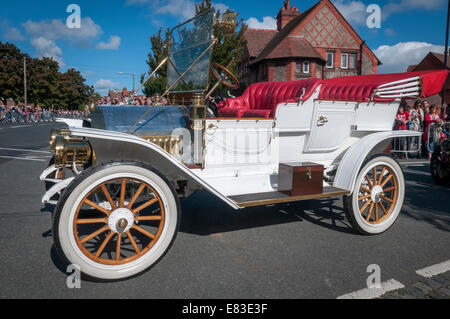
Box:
[276,0,300,31]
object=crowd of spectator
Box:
[0,105,86,124]
[395,100,450,159]
[97,95,168,106]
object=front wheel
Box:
[343,154,405,235]
[53,162,180,281]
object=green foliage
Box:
[141,28,169,96]
[0,42,28,106]
[0,41,90,110]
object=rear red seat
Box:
[218,78,323,118]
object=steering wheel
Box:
[210,63,240,90]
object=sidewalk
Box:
[380,271,450,299]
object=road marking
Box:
[0,155,46,162]
[0,147,51,154]
[10,125,31,128]
[337,279,405,299]
[416,260,450,278]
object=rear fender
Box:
[334,130,422,194]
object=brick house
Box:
[108,88,134,101]
[408,51,450,105]
[240,0,381,87]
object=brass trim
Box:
[232,189,350,208]
[143,136,183,157]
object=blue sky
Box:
[0,0,448,95]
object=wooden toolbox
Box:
[278,162,324,196]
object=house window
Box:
[303,61,310,73]
[349,53,357,69]
[341,53,348,69]
[326,52,334,68]
[296,62,302,73]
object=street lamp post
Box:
[117,72,135,93]
[442,0,450,110]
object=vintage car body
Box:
[40,9,449,280]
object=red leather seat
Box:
[218,78,323,118]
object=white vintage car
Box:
[40,9,448,280]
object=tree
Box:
[141,28,170,96]
[0,42,28,106]
[0,42,91,110]
[56,68,90,110]
[28,57,59,107]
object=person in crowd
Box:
[444,103,450,120]
[424,104,442,159]
[395,103,410,130]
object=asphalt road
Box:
[0,122,449,299]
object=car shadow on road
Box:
[179,191,354,236]
[401,167,450,232]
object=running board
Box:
[229,186,350,208]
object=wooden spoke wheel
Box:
[53,162,180,280]
[344,155,405,235]
[73,177,166,265]
[356,164,398,225]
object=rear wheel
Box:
[343,154,405,235]
[53,162,180,280]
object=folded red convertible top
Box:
[318,69,449,102]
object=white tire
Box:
[53,162,180,281]
[343,154,405,235]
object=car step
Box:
[229,186,350,208]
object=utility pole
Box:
[23,57,27,108]
[442,0,450,111]
[117,72,135,92]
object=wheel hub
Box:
[108,208,134,233]
[370,185,384,203]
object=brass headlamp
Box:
[50,129,92,167]
[49,128,70,153]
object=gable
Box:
[298,4,358,49]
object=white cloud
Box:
[127,0,229,21]
[0,20,26,41]
[96,35,121,50]
[384,0,445,17]
[23,17,102,48]
[30,37,65,67]
[94,79,119,91]
[3,27,26,42]
[245,16,277,30]
[333,0,367,26]
[374,42,444,73]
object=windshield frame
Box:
[166,8,216,95]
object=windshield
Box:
[167,9,215,93]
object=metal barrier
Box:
[391,129,422,159]
[426,121,450,154]
[0,109,84,125]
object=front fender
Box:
[68,127,241,210]
[334,130,422,194]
